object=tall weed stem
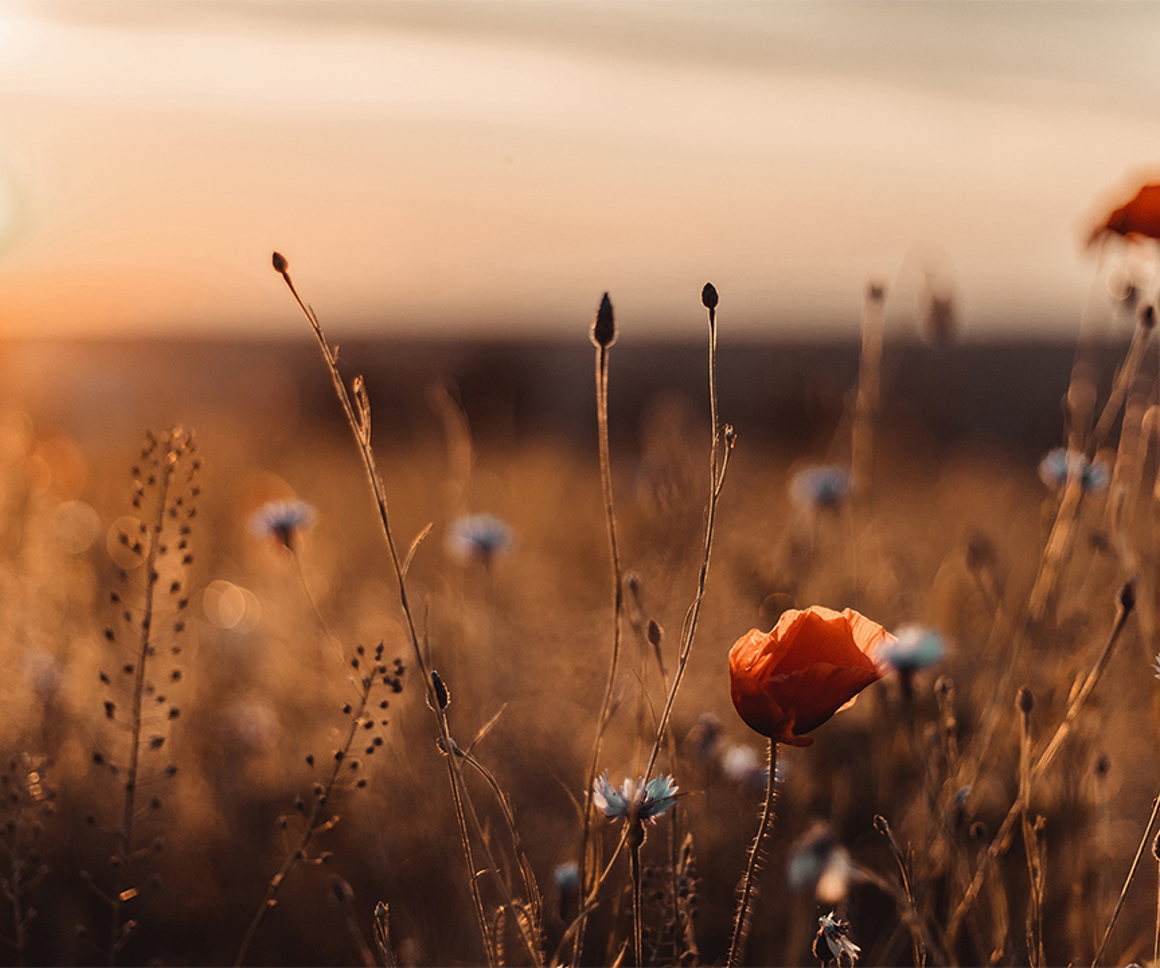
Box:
[273,254,498,966]
[945,583,1134,955]
[573,295,623,966]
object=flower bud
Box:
[592,293,616,348]
[1016,686,1034,714]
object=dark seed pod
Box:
[701,282,718,311]
[272,251,288,274]
[591,293,616,348]
[431,671,450,710]
[1119,581,1136,614]
[1016,686,1034,715]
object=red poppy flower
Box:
[729,606,892,747]
[1089,183,1160,247]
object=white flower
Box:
[593,772,678,823]
[815,911,861,966]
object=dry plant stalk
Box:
[1016,688,1044,968]
[272,253,540,967]
[1090,795,1160,967]
[573,293,625,966]
[86,428,198,965]
[572,284,734,966]
[945,582,1135,955]
[233,644,404,966]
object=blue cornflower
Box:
[881,625,945,673]
[553,862,580,893]
[1081,458,1110,492]
[249,499,316,549]
[1038,448,1109,493]
[446,514,514,566]
[790,466,851,510]
[592,772,678,824]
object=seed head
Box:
[592,293,616,348]
[431,670,450,710]
[701,282,718,310]
[1016,686,1034,715]
[272,251,288,274]
[1119,580,1136,614]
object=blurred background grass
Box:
[0,325,1157,964]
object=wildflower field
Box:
[3,255,1160,968]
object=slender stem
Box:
[641,297,733,783]
[568,294,735,956]
[460,750,543,956]
[277,267,495,966]
[945,590,1133,951]
[291,547,344,667]
[1092,794,1160,967]
[727,740,778,968]
[873,816,929,966]
[1017,700,1042,968]
[1089,314,1152,456]
[573,343,624,966]
[234,671,378,967]
[707,305,719,457]
[630,828,643,968]
[450,745,541,966]
[111,437,177,965]
[852,285,885,506]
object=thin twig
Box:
[1092,795,1160,967]
[945,584,1134,952]
[574,295,624,967]
[273,256,496,967]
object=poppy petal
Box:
[728,606,890,743]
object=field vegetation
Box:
[0,254,1159,967]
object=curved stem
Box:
[1092,794,1160,967]
[276,268,495,966]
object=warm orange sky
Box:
[1,1,1159,339]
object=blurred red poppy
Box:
[1090,183,1160,246]
[729,606,892,747]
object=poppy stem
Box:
[726,740,778,968]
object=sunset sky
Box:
[1,1,1159,340]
